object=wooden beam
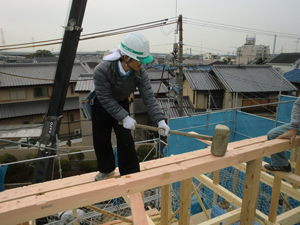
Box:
[160,184,171,225]
[178,178,192,225]
[234,163,300,202]
[196,174,278,225]
[240,158,263,225]
[268,176,282,223]
[199,208,241,225]
[129,192,149,225]
[293,148,300,189]
[277,205,300,225]
[1,136,300,224]
[84,205,133,224]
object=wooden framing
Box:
[1,136,300,225]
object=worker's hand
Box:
[158,120,170,136]
[277,129,298,144]
[122,116,136,130]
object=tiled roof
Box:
[75,75,169,95]
[211,65,297,93]
[284,69,300,83]
[0,62,92,87]
[268,53,300,64]
[35,57,58,63]
[0,97,79,119]
[158,97,197,118]
[184,70,224,91]
[133,96,197,119]
[147,70,174,80]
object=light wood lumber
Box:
[178,178,192,225]
[198,208,241,225]
[276,205,300,225]
[1,136,300,224]
[0,135,270,204]
[160,184,171,225]
[85,205,133,224]
[293,149,300,189]
[123,195,154,225]
[268,176,281,223]
[240,158,263,225]
[234,163,300,202]
[196,174,277,225]
[129,192,149,225]
[191,183,210,220]
[213,171,219,185]
[261,162,300,186]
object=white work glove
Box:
[158,120,170,136]
[122,115,136,130]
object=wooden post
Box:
[240,158,263,224]
[178,178,192,225]
[268,176,282,223]
[213,170,219,185]
[161,184,171,225]
[293,148,300,189]
[129,192,149,225]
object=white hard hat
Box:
[119,33,153,64]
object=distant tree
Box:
[25,49,54,58]
[68,150,85,171]
[223,57,232,64]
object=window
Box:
[10,88,26,100]
[70,84,74,94]
[70,114,74,122]
[34,86,48,98]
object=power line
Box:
[0,18,177,51]
[183,17,300,39]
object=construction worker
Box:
[92,32,169,181]
[264,96,300,172]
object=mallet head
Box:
[211,124,230,157]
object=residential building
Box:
[183,65,297,113]
[0,62,92,140]
[267,52,300,74]
[237,36,270,65]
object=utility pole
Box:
[32,0,87,184]
[178,14,184,117]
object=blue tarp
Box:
[164,95,299,217]
[0,165,8,192]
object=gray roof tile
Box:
[0,97,79,119]
[211,65,297,93]
[0,62,92,87]
[184,70,224,91]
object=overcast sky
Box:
[1,0,300,55]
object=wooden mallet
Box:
[121,122,230,157]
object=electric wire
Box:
[0,19,177,51]
[183,17,300,39]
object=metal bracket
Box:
[64,19,83,32]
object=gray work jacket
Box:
[93,60,166,124]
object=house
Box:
[0,62,92,141]
[183,65,297,113]
[267,52,300,74]
[34,57,58,63]
[284,69,300,96]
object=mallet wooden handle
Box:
[119,122,213,141]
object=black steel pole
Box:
[32,0,87,184]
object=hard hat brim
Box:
[137,54,153,64]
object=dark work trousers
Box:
[92,97,140,176]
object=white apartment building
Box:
[236,36,270,64]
